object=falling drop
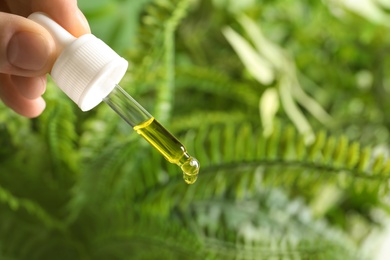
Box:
[181,157,200,184]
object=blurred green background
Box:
[2,0,390,259]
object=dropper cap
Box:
[28,12,128,111]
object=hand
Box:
[0,0,90,118]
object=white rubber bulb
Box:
[28,12,128,111]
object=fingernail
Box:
[7,31,49,71]
[77,9,91,34]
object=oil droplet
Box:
[181,157,200,184]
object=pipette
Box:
[28,12,199,184]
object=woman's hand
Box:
[0,0,90,117]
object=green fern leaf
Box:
[38,91,78,172]
[0,185,63,230]
[357,147,372,172]
[265,121,281,160]
[323,135,336,165]
[309,130,326,162]
[346,141,361,169]
[333,136,349,167]
[371,154,385,176]
[380,158,390,175]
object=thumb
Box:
[0,12,56,77]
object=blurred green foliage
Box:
[2,0,390,259]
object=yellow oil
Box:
[133,117,199,184]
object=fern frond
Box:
[67,134,141,223]
[0,185,64,230]
[156,0,193,122]
[66,119,383,259]
[170,110,252,132]
[134,0,194,123]
[38,89,78,172]
[86,212,204,260]
[176,66,260,108]
[0,210,79,260]
[133,122,390,215]
[137,182,361,258]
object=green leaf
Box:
[222,26,275,85]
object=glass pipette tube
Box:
[103,85,199,184]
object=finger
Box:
[31,0,91,37]
[4,0,90,37]
[0,73,46,118]
[0,12,56,76]
[11,75,46,100]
